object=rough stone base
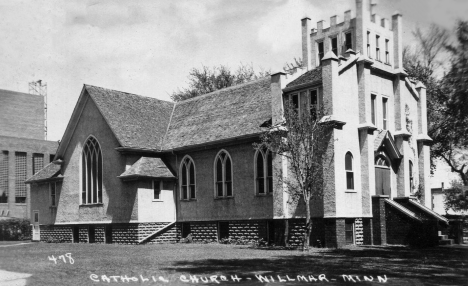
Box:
[38,222,178,244]
[40,225,72,243]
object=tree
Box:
[257,103,331,250]
[433,21,468,186]
[171,64,269,102]
[444,180,468,213]
[403,22,468,186]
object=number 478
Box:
[48,253,74,264]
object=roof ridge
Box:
[84,84,173,105]
[176,76,270,104]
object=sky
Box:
[0,0,467,142]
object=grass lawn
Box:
[0,242,467,285]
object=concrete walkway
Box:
[0,243,31,248]
[0,270,31,286]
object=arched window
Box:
[255,146,273,195]
[81,136,102,204]
[345,152,354,190]
[214,150,233,197]
[180,156,196,200]
[409,160,414,191]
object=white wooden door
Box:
[32,211,40,241]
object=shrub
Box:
[0,218,31,241]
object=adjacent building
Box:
[27,0,448,247]
[0,88,58,220]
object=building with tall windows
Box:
[27,0,448,247]
[0,89,58,220]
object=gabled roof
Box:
[162,77,272,150]
[285,67,322,90]
[25,161,63,184]
[374,130,402,160]
[85,85,174,150]
[118,157,175,180]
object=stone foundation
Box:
[37,218,369,247]
[355,218,364,245]
[40,225,72,243]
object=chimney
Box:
[301,17,312,70]
[317,20,325,34]
[270,72,287,125]
[392,11,403,69]
[330,15,337,27]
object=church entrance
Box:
[375,155,391,196]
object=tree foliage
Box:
[257,103,332,250]
[171,64,269,102]
[444,180,468,212]
[403,21,468,187]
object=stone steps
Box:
[439,239,454,245]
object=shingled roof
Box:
[25,161,62,184]
[285,67,322,89]
[86,85,174,150]
[118,157,175,180]
[162,77,272,150]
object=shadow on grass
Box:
[163,246,468,285]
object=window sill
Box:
[79,203,103,207]
[15,203,27,206]
[345,190,357,193]
[214,197,234,200]
[180,199,197,202]
[0,203,8,205]
[255,193,273,197]
[152,199,163,202]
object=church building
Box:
[27,0,448,247]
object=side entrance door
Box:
[375,156,391,196]
[32,211,40,241]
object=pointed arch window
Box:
[345,152,354,190]
[215,150,233,198]
[255,146,273,195]
[180,156,196,200]
[81,136,102,204]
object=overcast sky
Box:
[0,0,467,142]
